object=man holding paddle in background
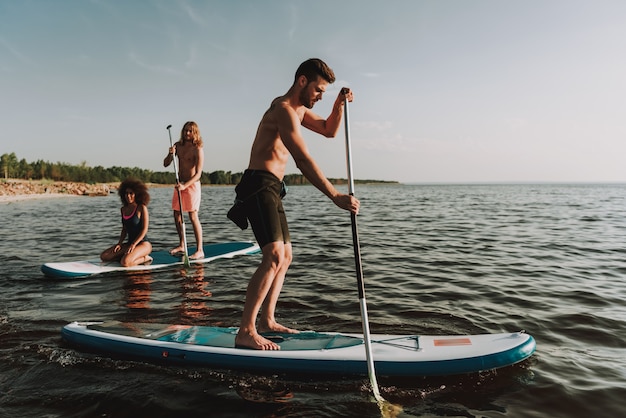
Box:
[163,121,205,261]
[228,58,359,350]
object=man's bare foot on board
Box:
[235,330,280,350]
[169,246,184,255]
[259,321,299,335]
[189,250,205,260]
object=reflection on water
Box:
[124,272,153,310]
[179,264,214,323]
[121,264,215,323]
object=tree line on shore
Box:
[1,152,396,186]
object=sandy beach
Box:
[0,180,114,203]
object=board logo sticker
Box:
[434,338,472,346]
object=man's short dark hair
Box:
[295,58,336,84]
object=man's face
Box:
[299,77,329,109]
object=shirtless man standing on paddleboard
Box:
[229,58,360,350]
[163,121,205,260]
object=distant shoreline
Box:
[0,179,231,204]
[0,178,400,204]
[0,179,114,203]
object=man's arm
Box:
[163,143,177,167]
[302,88,353,138]
[278,104,359,214]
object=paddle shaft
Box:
[166,124,190,267]
[342,91,383,402]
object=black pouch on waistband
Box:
[227,199,248,230]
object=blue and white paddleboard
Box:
[41,241,260,279]
[61,321,535,377]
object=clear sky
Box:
[2,0,625,183]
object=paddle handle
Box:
[167,125,183,185]
[343,88,356,196]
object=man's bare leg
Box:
[188,211,204,260]
[169,210,185,254]
[235,242,286,350]
[258,242,298,334]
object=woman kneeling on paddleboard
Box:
[100,178,153,267]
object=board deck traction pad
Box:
[90,321,365,350]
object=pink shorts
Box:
[172,181,201,212]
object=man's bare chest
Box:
[177,145,197,161]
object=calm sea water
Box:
[1,184,625,417]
